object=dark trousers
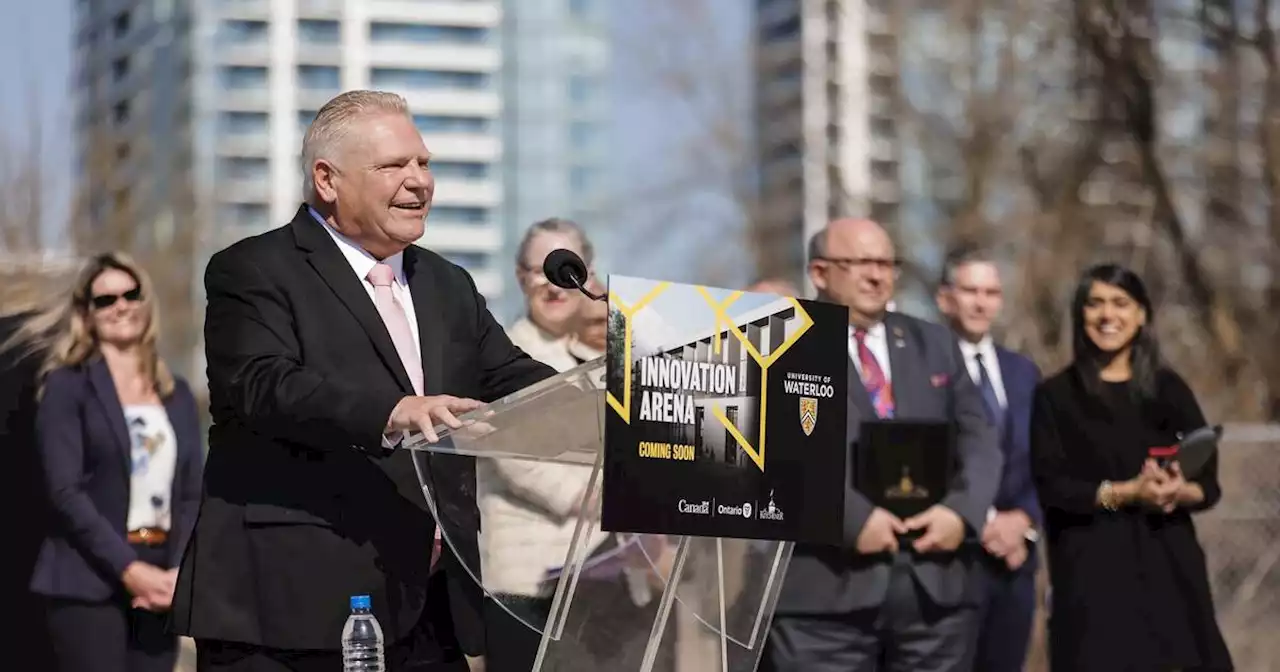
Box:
[44,543,177,672]
[483,594,551,672]
[763,560,980,672]
[975,559,1037,672]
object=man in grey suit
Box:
[763,218,1002,672]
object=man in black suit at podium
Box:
[170,90,554,671]
[764,219,1001,672]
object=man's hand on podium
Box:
[387,395,485,442]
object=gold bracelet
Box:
[1098,480,1118,512]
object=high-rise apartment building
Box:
[74,0,611,380]
[753,0,902,288]
[200,0,506,299]
[76,0,505,305]
[497,0,611,322]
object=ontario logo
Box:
[799,396,818,436]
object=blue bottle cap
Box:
[350,595,371,610]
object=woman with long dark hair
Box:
[1030,263,1232,671]
[1,253,204,672]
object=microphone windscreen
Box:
[542,248,588,290]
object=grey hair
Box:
[515,218,595,270]
[806,228,828,264]
[301,90,412,202]
[939,244,997,287]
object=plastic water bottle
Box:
[342,595,384,672]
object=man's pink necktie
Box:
[366,263,441,571]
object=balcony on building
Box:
[432,176,500,207]
[296,65,343,110]
[215,19,271,64]
[218,65,271,110]
[366,1,501,27]
[215,111,272,156]
[296,0,344,19]
[419,220,502,251]
[217,202,273,240]
[296,19,344,64]
[216,156,273,202]
[217,0,271,22]
[418,131,501,163]
[366,22,499,71]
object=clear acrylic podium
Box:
[404,358,794,671]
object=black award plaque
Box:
[855,419,954,520]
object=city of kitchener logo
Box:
[799,396,818,436]
[760,490,784,521]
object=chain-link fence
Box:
[1025,423,1280,672]
[1195,423,1280,671]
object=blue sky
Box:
[0,1,75,240]
[0,1,750,286]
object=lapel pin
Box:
[893,327,905,348]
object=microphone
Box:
[542,248,605,302]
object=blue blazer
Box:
[994,346,1043,528]
[29,358,204,601]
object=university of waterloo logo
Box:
[799,397,818,436]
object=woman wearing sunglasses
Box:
[1,252,203,672]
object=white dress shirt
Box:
[848,322,892,382]
[309,207,421,448]
[958,335,1006,408]
[310,207,421,355]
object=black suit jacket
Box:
[0,316,54,665]
[170,205,554,652]
[30,360,204,600]
[774,313,1002,614]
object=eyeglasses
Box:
[89,286,143,310]
[816,256,902,274]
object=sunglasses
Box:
[90,286,143,310]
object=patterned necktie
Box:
[366,263,440,571]
[974,352,1004,435]
[853,328,895,418]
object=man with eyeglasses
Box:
[764,218,1001,672]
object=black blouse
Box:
[1030,366,1233,672]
